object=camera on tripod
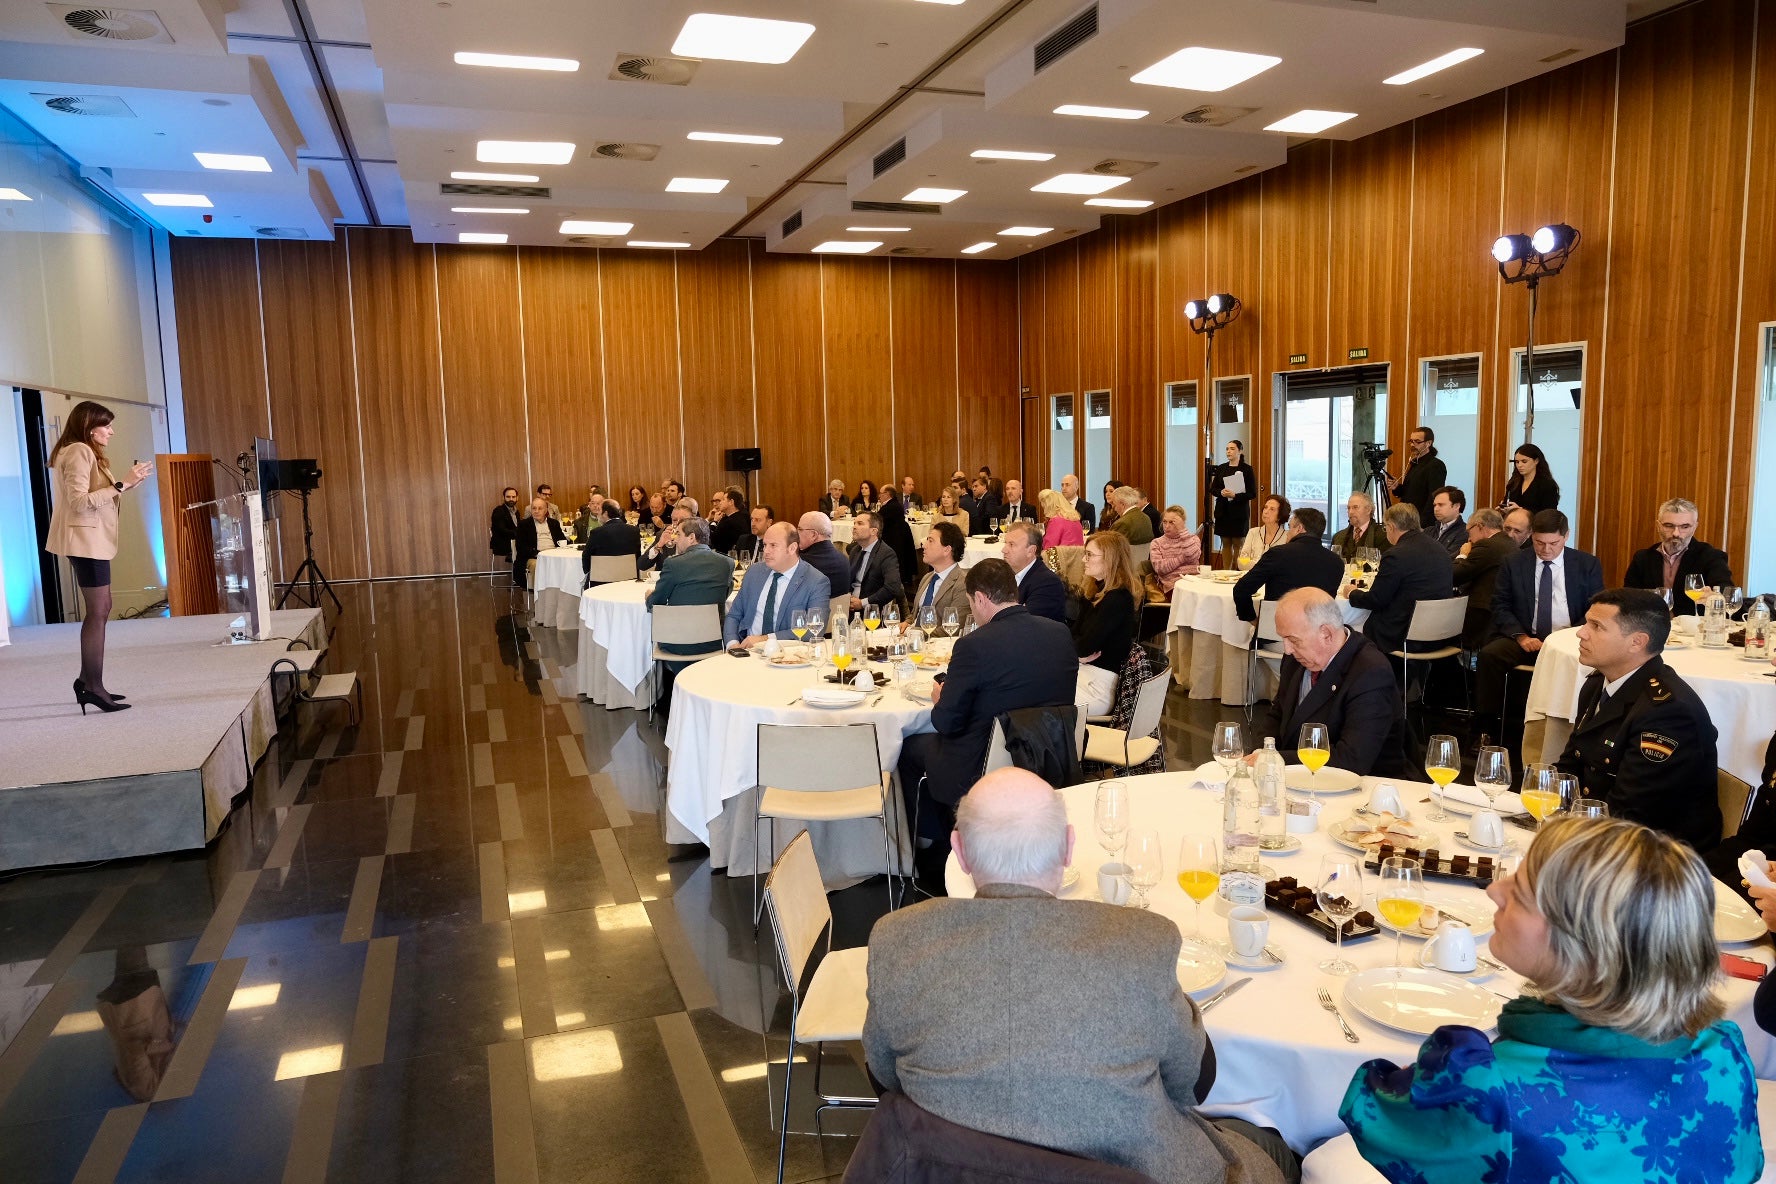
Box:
[1359,442,1393,467]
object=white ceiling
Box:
[0,0,1641,255]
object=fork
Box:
[1317,987,1359,1043]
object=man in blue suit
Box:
[723,522,830,647]
[1001,521,1067,623]
[1474,508,1606,733]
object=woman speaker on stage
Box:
[46,400,153,714]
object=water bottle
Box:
[1219,763,1265,909]
[1746,597,1771,659]
[1252,738,1288,849]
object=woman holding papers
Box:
[1210,439,1255,569]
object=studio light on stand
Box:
[1185,293,1243,556]
[1493,223,1579,441]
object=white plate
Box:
[765,656,814,669]
[1176,946,1228,995]
[1716,879,1767,944]
[1061,865,1081,892]
[1258,835,1303,855]
[1283,765,1363,794]
[1427,788,1522,817]
[1342,967,1503,1036]
[1326,817,1426,853]
[1374,896,1496,939]
[800,688,867,708]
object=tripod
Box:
[276,487,342,613]
[1359,457,1392,515]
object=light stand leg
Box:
[275,489,343,614]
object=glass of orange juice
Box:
[1176,833,1221,948]
[1376,855,1423,975]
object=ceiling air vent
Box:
[594,141,660,161]
[1033,4,1098,73]
[256,227,309,239]
[851,200,941,215]
[1539,47,1580,64]
[51,5,172,42]
[872,137,907,178]
[889,246,930,256]
[440,183,551,198]
[33,92,135,117]
[780,209,803,237]
[1168,104,1259,128]
[1092,158,1156,177]
[609,53,699,85]
[564,236,606,246]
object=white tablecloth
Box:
[575,581,659,709]
[945,771,1774,1152]
[832,517,932,548]
[533,546,584,630]
[1524,628,1776,786]
[961,536,1000,569]
[1164,576,1368,705]
[663,652,931,882]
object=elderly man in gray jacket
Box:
[862,768,1298,1184]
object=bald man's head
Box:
[953,768,1074,894]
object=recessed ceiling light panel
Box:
[0,187,32,201]
[627,240,691,248]
[812,240,882,254]
[998,226,1052,236]
[477,140,575,165]
[559,219,634,235]
[1384,47,1484,86]
[847,226,910,232]
[665,177,728,193]
[1131,47,1281,92]
[194,152,271,172]
[1053,104,1148,120]
[970,149,1055,161]
[672,14,815,64]
[687,131,783,145]
[1031,173,1130,195]
[459,232,508,244]
[452,170,540,183]
[143,193,212,207]
[1085,197,1153,208]
[450,206,528,214]
[454,51,580,71]
[960,242,996,255]
[902,187,965,203]
[1263,110,1358,134]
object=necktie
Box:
[762,572,781,634]
[1309,669,1321,689]
[1535,560,1554,638]
[1589,688,1611,722]
[921,572,937,607]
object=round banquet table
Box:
[832,517,932,548]
[1165,574,1369,705]
[1524,627,1776,786]
[944,769,1776,1152]
[960,536,1001,569]
[532,546,585,630]
[663,652,931,884]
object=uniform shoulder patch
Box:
[1640,731,1677,762]
[1648,677,1671,703]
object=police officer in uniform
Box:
[1556,588,1720,850]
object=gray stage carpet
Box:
[0,609,323,869]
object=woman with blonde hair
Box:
[46,400,154,714]
[1073,530,1142,715]
[933,486,970,531]
[1037,487,1084,549]
[1341,816,1761,1182]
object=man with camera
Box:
[1385,426,1447,525]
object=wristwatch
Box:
[113,481,125,492]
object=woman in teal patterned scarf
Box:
[1340,815,1762,1182]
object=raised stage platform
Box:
[0,608,324,870]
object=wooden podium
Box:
[157,453,220,616]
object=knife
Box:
[1197,976,1252,1013]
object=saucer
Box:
[1453,831,1519,856]
[1225,945,1286,971]
[1258,836,1303,855]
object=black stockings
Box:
[78,583,113,699]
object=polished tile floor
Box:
[0,577,1458,1183]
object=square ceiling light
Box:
[194,152,271,172]
[847,226,909,232]
[1384,48,1483,86]
[665,177,728,193]
[452,170,540,182]
[1053,104,1147,120]
[477,140,575,165]
[672,14,815,64]
[903,187,965,203]
[812,240,882,254]
[454,51,580,71]
[451,206,527,214]
[688,131,782,145]
[628,240,691,248]
[971,149,1055,161]
[459,232,508,244]
[1031,173,1129,196]
[998,226,1052,236]
[0,187,31,201]
[960,242,996,254]
[560,219,634,235]
[143,193,212,207]
[1131,47,1281,91]
[1264,110,1358,134]
[1085,197,1153,208]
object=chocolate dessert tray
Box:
[1263,878,1380,944]
[1363,842,1499,888]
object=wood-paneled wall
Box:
[1025,0,1772,582]
[172,233,1022,579]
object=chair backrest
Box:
[1125,668,1172,740]
[1129,541,1151,570]
[1256,598,1282,643]
[762,830,828,997]
[1719,768,1755,840]
[758,722,883,793]
[828,594,851,637]
[1405,595,1468,643]
[586,552,640,584]
[1074,704,1088,761]
[983,718,1013,775]
[651,603,724,648]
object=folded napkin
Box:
[802,687,867,706]
[1740,849,1773,889]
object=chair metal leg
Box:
[775,1022,796,1184]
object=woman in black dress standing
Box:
[1500,442,1561,514]
[1210,439,1255,569]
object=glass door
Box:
[1509,344,1585,531]
[1163,380,1199,515]
[1049,393,1075,492]
[1419,354,1480,505]
[1083,389,1112,500]
[1273,365,1389,529]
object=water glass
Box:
[1094,780,1129,860]
[1316,853,1362,975]
[1126,829,1163,910]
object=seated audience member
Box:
[736,503,771,563]
[795,512,851,598]
[1253,588,1407,777]
[932,486,969,531]
[852,479,880,516]
[490,486,522,568]
[1474,509,1605,730]
[625,484,651,526]
[1623,497,1735,615]
[1451,508,1514,649]
[1061,472,1097,530]
[896,476,922,510]
[895,560,1076,852]
[1231,507,1340,624]
[1074,532,1141,715]
[575,484,605,525]
[1707,733,1776,897]
[646,517,733,669]
[1001,520,1067,624]
[1099,479,1123,531]
[641,502,693,571]
[722,523,828,647]
[1556,588,1720,849]
[1038,487,1085,549]
[1342,816,1760,1184]
[819,479,851,519]
[1238,494,1291,565]
[1147,506,1204,597]
[1345,504,1455,657]
[1110,486,1153,545]
[1502,505,1532,548]
[1330,492,1388,560]
[646,491,669,527]
[999,479,1034,523]
[662,480,685,512]
[908,522,972,628]
[863,767,1297,1184]
[512,496,566,587]
[1137,489,1163,539]
[581,499,641,583]
[708,485,749,556]
[1427,486,1468,557]
[967,476,1003,535]
[875,489,919,588]
[535,483,561,521]
[847,510,905,613]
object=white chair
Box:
[1244,598,1287,721]
[1720,768,1756,841]
[1129,541,1151,570]
[1084,669,1172,773]
[982,705,1085,776]
[762,830,874,1184]
[752,722,899,925]
[647,603,725,720]
[585,552,640,585]
[1387,595,1468,719]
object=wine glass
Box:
[1423,734,1459,822]
[830,620,853,675]
[1212,721,1244,777]
[919,605,937,635]
[1474,744,1512,813]
[883,603,901,632]
[807,606,827,641]
[1298,722,1331,800]
[1684,573,1708,609]
[990,517,1001,536]
[1375,855,1424,974]
[942,608,960,639]
[1722,585,1745,617]
[790,609,808,643]
[1176,833,1221,947]
[1126,829,1163,910]
[1094,780,1129,865]
[1316,853,1362,975]
[1519,763,1560,829]
[1572,798,1610,819]
[1554,772,1581,816]
[863,603,882,648]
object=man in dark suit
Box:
[735,503,771,564]
[1557,589,1721,849]
[1474,508,1607,730]
[1137,489,1163,539]
[490,486,522,570]
[708,484,749,557]
[1345,504,1455,657]
[908,523,972,629]
[647,517,734,669]
[897,560,1077,854]
[1060,473,1096,530]
[896,476,923,511]
[1427,486,1469,557]
[966,477,1002,535]
[1232,507,1341,623]
[640,502,693,571]
[846,510,905,612]
[1387,425,1447,525]
[580,499,641,583]
[1253,588,1408,777]
[1001,521,1068,623]
[999,479,1034,524]
[818,479,850,519]
[1452,508,1515,649]
[1622,497,1735,615]
[795,511,850,598]
[511,496,566,587]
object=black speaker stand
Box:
[276,487,343,613]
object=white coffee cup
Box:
[1418,921,1478,972]
[1197,564,1213,576]
[1098,862,1132,905]
[1227,905,1269,958]
[1674,615,1700,637]
[1285,795,1322,834]
[1368,782,1404,815]
[762,635,780,657]
[1471,809,1505,849]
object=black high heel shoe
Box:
[73,679,124,702]
[74,680,130,714]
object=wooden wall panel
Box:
[1156,197,1206,396]
[1114,215,1159,495]
[346,228,449,578]
[1261,141,1332,378]
[598,250,685,500]
[1330,122,1414,447]
[749,243,827,517]
[1077,226,1118,392]
[1727,4,1776,566]
[1204,177,1266,486]
[169,237,267,462]
[821,258,893,490]
[958,261,1021,482]
[518,247,603,514]
[257,238,367,583]
[677,240,757,504]
[889,258,959,491]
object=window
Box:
[1049,393,1074,492]
[1748,325,1776,592]
[1163,380,1199,520]
[1083,389,1112,504]
[1214,375,1251,456]
[1509,344,1585,532]
[1419,354,1480,509]
[1272,365,1389,529]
